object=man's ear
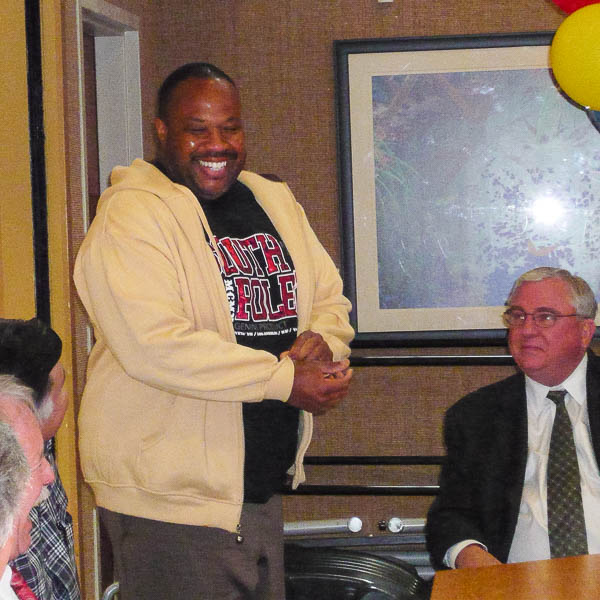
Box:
[154,117,167,145]
[581,318,596,348]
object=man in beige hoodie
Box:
[75,62,354,599]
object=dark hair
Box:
[157,62,236,120]
[0,318,62,405]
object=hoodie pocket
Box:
[135,397,243,501]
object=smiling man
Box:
[154,72,246,202]
[426,267,600,570]
[74,63,354,599]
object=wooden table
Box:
[431,554,600,600]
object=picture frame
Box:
[335,32,600,348]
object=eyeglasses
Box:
[502,308,579,329]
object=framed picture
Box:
[335,32,600,347]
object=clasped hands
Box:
[281,331,352,416]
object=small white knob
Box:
[348,517,363,533]
[387,517,404,533]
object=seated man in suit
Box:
[0,375,55,599]
[0,319,80,599]
[426,267,600,569]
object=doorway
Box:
[75,1,142,597]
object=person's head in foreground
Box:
[0,376,54,568]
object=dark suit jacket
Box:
[426,350,600,570]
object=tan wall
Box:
[0,0,81,571]
[0,0,36,317]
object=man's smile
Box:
[198,160,227,171]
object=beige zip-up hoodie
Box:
[74,159,353,532]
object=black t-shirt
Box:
[200,181,300,503]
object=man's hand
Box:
[286,331,333,362]
[455,544,502,569]
[287,358,352,415]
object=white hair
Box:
[36,397,54,424]
[0,375,37,547]
[0,375,36,413]
[506,267,598,319]
[0,419,30,547]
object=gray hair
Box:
[506,267,598,319]
[0,418,30,547]
[0,374,39,419]
[0,375,37,548]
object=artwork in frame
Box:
[335,32,600,348]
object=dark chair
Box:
[285,545,431,600]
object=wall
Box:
[1,0,80,575]
[138,0,565,531]
[0,0,36,316]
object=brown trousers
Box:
[99,495,285,600]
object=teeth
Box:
[199,160,226,170]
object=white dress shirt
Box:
[446,354,600,567]
[0,566,19,600]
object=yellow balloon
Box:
[550,3,600,110]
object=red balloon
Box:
[552,0,600,14]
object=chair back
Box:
[285,545,431,600]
